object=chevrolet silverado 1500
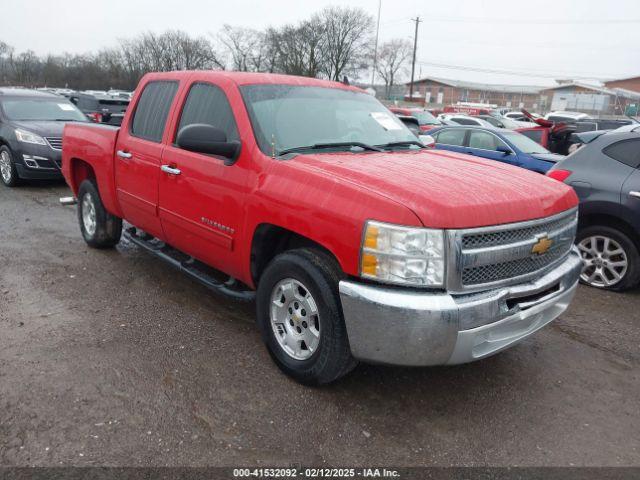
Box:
[61,71,582,384]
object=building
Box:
[604,76,640,94]
[403,77,545,110]
[539,81,640,116]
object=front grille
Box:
[462,214,576,249]
[45,137,63,150]
[447,208,578,291]
[462,244,568,285]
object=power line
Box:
[414,60,618,81]
[420,16,640,25]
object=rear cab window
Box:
[130,81,179,142]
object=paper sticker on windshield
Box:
[371,112,402,131]
[58,103,75,111]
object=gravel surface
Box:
[1,182,639,467]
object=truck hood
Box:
[292,149,578,229]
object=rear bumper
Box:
[338,247,582,366]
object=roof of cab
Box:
[142,70,364,92]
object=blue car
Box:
[425,125,564,174]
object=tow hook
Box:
[59,196,77,206]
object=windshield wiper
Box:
[377,140,425,149]
[278,142,384,157]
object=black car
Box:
[547,125,640,291]
[70,91,129,126]
[0,88,88,186]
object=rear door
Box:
[433,128,468,154]
[158,80,249,279]
[114,79,181,238]
[609,139,640,224]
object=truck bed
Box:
[61,122,122,217]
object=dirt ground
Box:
[1,181,639,467]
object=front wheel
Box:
[256,249,357,385]
[577,226,640,291]
[0,146,20,187]
[77,179,122,249]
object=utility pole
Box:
[370,0,382,88]
[409,16,421,102]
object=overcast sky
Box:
[3,0,639,86]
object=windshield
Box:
[412,111,439,126]
[240,85,417,155]
[501,131,550,154]
[1,98,87,121]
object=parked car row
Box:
[0,73,637,385]
[32,86,133,125]
[389,105,640,292]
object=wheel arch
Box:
[579,212,640,250]
[67,158,96,195]
[250,223,345,287]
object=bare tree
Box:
[218,25,265,71]
[9,50,41,86]
[376,39,412,98]
[267,20,325,77]
[317,7,374,81]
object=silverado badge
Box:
[531,235,553,255]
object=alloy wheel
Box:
[270,278,320,360]
[81,193,97,237]
[0,151,12,184]
[578,235,628,288]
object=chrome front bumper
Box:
[338,247,582,366]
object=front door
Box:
[466,129,520,167]
[115,80,179,238]
[158,82,248,279]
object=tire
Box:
[77,179,122,249]
[0,145,20,187]
[576,225,640,291]
[256,248,357,385]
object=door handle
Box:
[161,165,181,176]
[630,191,640,199]
[117,150,132,159]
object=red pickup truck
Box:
[61,71,583,385]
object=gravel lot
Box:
[1,181,639,467]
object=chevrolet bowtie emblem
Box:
[531,235,553,255]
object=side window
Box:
[130,81,179,142]
[603,139,640,168]
[436,129,466,146]
[177,83,239,142]
[468,131,504,151]
[520,129,543,144]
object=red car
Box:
[515,110,575,155]
[388,107,441,131]
[61,71,581,384]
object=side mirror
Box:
[496,145,513,155]
[419,134,436,147]
[176,124,241,166]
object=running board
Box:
[123,227,255,302]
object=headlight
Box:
[15,128,47,146]
[360,221,445,287]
